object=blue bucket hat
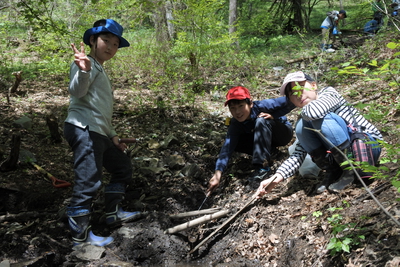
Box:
[83,19,130,48]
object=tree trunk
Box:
[165,0,175,40]
[152,0,171,43]
[292,0,304,29]
[229,0,237,35]
[229,0,238,47]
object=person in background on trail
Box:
[364,18,381,35]
[207,86,295,194]
[391,0,400,16]
[320,9,347,52]
[255,71,383,198]
[64,19,143,247]
[372,0,384,27]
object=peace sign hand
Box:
[71,42,91,72]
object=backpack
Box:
[349,128,375,179]
[326,11,336,18]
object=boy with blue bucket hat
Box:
[64,19,143,247]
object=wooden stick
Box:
[188,176,279,254]
[165,209,230,234]
[169,208,221,219]
[41,233,71,249]
[285,55,317,64]
[189,196,257,254]
[0,211,40,223]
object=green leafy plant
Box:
[312,210,323,218]
[326,207,365,256]
[333,41,400,193]
[290,82,304,97]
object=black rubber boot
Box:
[310,146,332,170]
[105,183,143,227]
[328,141,355,193]
[66,206,113,247]
[310,146,342,194]
[316,166,342,194]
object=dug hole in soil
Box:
[1,69,400,267]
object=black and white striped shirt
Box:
[277,86,383,180]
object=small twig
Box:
[305,127,400,227]
[0,211,40,223]
[41,233,70,249]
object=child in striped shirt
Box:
[256,71,383,197]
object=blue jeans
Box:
[64,123,132,207]
[296,113,381,164]
[235,118,293,165]
[296,113,350,153]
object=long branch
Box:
[165,209,230,234]
[169,208,222,219]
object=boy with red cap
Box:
[64,19,143,247]
[207,86,295,194]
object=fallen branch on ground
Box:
[285,55,317,64]
[169,208,222,219]
[42,233,71,249]
[188,197,257,254]
[0,211,40,223]
[189,176,278,254]
[165,209,230,234]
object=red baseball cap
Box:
[225,86,251,106]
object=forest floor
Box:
[1,34,400,267]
